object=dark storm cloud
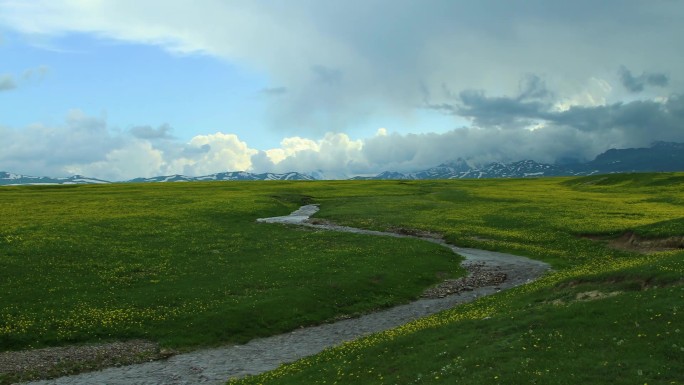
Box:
[517,74,553,101]
[255,1,682,134]
[423,72,684,159]
[619,66,669,93]
[455,89,549,128]
[358,126,597,170]
[428,75,553,128]
[129,124,174,140]
[359,93,684,169]
[549,95,684,143]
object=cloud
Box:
[359,128,584,169]
[65,140,164,181]
[423,73,684,150]
[172,132,257,175]
[427,75,553,129]
[129,124,174,140]
[252,133,366,175]
[0,110,122,176]
[517,74,553,101]
[0,66,49,91]
[1,1,681,134]
[455,89,549,129]
[22,65,49,80]
[1,2,683,178]
[0,111,256,180]
[3,100,684,181]
[548,95,684,147]
[260,87,288,96]
[619,66,669,93]
[0,74,16,91]
[66,131,258,180]
[311,65,343,86]
[251,89,684,174]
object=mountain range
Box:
[352,141,684,180]
[2,142,683,186]
[0,171,315,186]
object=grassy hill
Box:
[1,174,683,384]
[0,182,462,358]
[229,174,684,385]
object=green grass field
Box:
[228,174,684,385]
[0,182,461,354]
[1,173,683,384]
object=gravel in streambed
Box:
[0,340,170,384]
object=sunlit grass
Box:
[2,174,683,384]
[0,182,462,353]
[230,250,683,384]
[225,173,684,385]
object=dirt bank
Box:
[581,231,684,254]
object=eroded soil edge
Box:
[581,231,684,254]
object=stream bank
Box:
[25,205,549,385]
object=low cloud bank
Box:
[2,91,683,181]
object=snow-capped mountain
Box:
[2,142,682,185]
[412,159,473,179]
[126,171,315,183]
[352,142,684,180]
[450,160,574,179]
[351,160,574,180]
[0,171,315,186]
[308,170,350,180]
[0,172,110,186]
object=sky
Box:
[1,0,683,180]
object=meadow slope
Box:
[228,174,684,385]
[1,174,683,384]
[0,182,462,383]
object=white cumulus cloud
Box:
[170,132,257,176]
[253,133,366,175]
[65,140,164,181]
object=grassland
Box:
[1,173,683,384]
[227,173,684,385]
[0,182,461,355]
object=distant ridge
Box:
[0,171,314,186]
[581,141,684,173]
[127,171,315,183]
[2,142,683,185]
[352,142,684,180]
[350,160,573,180]
[0,172,110,186]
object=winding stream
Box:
[29,205,550,385]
